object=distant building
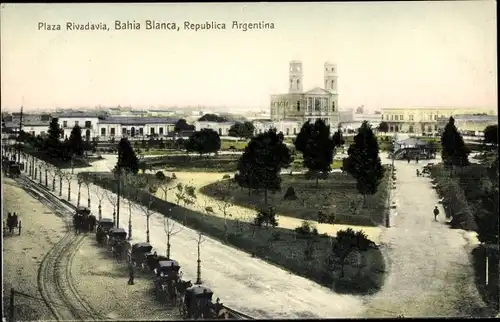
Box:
[437,114,498,135]
[381,107,497,135]
[53,111,101,141]
[338,107,381,134]
[270,61,340,128]
[97,116,178,140]
[194,121,235,136]
[252,119,301,137]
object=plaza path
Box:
[363,159,490,317]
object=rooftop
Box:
[99,116,179,125]
[54,111,102,118]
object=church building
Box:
[270,60,340,129]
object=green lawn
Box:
[81,171,386,295]
[200,168,391,227]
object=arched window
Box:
[332,101,336,112]
[296,101,301,111]
[85,129,91,141]
[218,128,222,135]
[130,127,136,137]
[331,80,334,88]
[286,128,290,135]
[297,79,300,87]
[409,125,414,133]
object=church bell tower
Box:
[289,60,303,93]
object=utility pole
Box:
[116,168,121,228]
[17,105,24,163]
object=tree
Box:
[184,129,221,156]
[194,232,206,285]
[46,117,63,158]
[440,117,470,175]
[56,169,64,197]
[49,165,57,191]
[174,119,195,132]
[174,183,197,224]
[134,179,156,243]
[94,184,106,220]
[77,176,83,207]
[198,114,228,122]
[210,181,235,241]
[237,128,292,208]
[332,127,345,148]
[40,162,49,187]
[483,124,498,145]
[294,119,337,187]
[332,228,370,277]
[377,121,389,133]
[343,121,385,208]
[116,138,139,174]
[68,125,84,157]
[104,189,118,224]
[156,171,175,202]
[164,215,183,259]
[62,171,73,201]
[228,122,255,139]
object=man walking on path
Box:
[128,261,135,285]
[433,206,439,222]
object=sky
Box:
[1,2,497,112]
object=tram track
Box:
[17,175,101,321]
[16,159,255,320]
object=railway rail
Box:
[14,162,256,320]
[17,175,102,321]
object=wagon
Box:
[145,252,169,271]
[154,259,181,303]
[96,218,115,244]
[108,228,128,259]
[181,285,214,319]
[131,242,153,269]
[3,213,21,236]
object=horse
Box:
[176,280,192,313]
[88,214,96,233]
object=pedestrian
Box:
[416,156,419,164]
[433,206,439,222]
[416,169,420,177]
[128,261,135,285]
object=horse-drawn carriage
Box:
[130,242,153,270]
[96,218,115,245]
[4,160,21,178]
[3,213,21,236]
[154,259,181,304]
[107,228,128,259]
[180,285,230,319]
[73,206,96,234]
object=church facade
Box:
[270,60,340,129]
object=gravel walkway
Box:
[363,159,490,317]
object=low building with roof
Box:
[97,116,178,140]
[436,114,498,135]
[52,111,102,140]
[194,121,235,136]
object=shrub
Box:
[283,186,298,200]
[155,171,166,181]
